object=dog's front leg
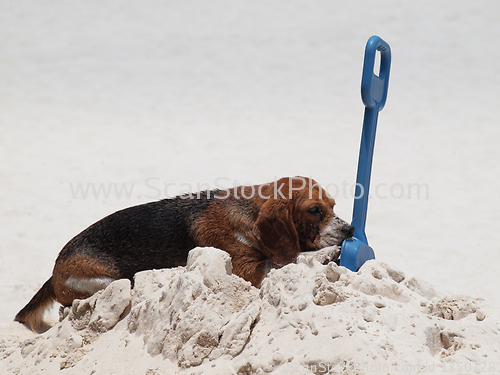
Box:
[298,246,341,266]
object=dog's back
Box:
[57,195,213,279]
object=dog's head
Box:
[255,176,354,266]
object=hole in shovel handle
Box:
[373,50,381,77]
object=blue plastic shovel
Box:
[340,35,391,272]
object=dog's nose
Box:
[342,224,355,238]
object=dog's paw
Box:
[299,246,341,266]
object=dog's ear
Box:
[255,196,300,266]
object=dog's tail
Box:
[15,277,56,333]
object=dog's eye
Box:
[307,207,322,216]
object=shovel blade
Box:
[340,238,375,272]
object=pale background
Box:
[1,0,499,324]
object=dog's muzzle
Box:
[318,216,354,247]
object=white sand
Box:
[1,0,500,373]
[2,247,499,374]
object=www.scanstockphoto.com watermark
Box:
[65,176,430,201]
[284,361,497,374]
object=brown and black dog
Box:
[15,177,353,332]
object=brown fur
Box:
[52,254,119,306]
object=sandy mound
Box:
[1,247,499,374]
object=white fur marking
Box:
[235,231,257,248]
[65,276,115,294]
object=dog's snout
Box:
[342,224,355,238]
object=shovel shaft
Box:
[351,36,391,245]
[352,107,378,244]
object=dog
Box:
[15,176,354,332]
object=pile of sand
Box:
[1,247,499,374]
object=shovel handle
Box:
[361,36,391,111]
[351,36,391,244]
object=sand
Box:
[2,248,499,374]
[2,1,500,373]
